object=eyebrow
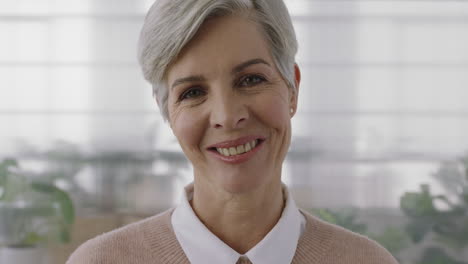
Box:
[170,58,270,90]
[171,75,206,90]
[232,58,271,74]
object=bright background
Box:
[1,0,468,263]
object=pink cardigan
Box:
[67,209,399,263]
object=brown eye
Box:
[180,87,205,101]
[239,75,266,87]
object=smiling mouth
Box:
[209,139,264,157]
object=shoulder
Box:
[297,210,399,264]
[67,209,174,264]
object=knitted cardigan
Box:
[67,209,398,264]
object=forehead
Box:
[166,15,274,81]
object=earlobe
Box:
[290,107,295,117]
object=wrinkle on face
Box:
[165,14,297,194]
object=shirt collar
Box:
[171,182,304,264]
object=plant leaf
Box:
[31,182,75,226]
[418,247,467,264]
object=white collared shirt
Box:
[171,183,306,264]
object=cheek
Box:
[171,109,206,154]
[256,93,291,131]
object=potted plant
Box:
[0,158,75,264]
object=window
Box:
[1,1,467,263]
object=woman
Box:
[68,0,399,263]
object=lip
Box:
[206,135,265,149]
[206,135,266,165]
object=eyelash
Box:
[178,74,267,101]
[237,74,267,87]
[179,86,206,101]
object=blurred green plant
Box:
[311,154,468,263]
[368,227,410,255]
[312,208,367,234]
[0,158,75,247]
[400,154,468,264]
[418,247,466,264]
[312,207,410,258]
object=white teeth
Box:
[237,145,245,154]
[245,142,251,152]
[222,148,230,156]
[229,147,237,156]
[215,139,260,157]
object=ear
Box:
[290,63,301,117]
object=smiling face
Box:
[166,14,299,194]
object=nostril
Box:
[211,110,248,129]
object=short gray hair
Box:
[138,0,298,121]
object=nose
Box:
[210,91,249,130]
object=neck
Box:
[190,179,285,254]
